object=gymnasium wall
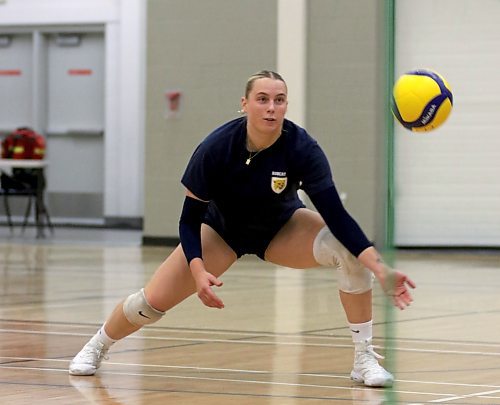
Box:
[307,0,387,246]
[143,0,388,245]
[143,0,278,240]
[394,0,500,247]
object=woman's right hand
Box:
[189,258,224,309]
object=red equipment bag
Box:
[1,127,46,160]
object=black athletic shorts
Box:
[203,203,301,260]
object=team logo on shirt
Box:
[271,171,287,194]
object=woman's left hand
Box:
[382,270,416,310]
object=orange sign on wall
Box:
[0,70,22,76]
[68,69,93,76]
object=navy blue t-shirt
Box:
[182,117,332,225]
[181,117,371,257]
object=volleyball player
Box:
[69,70,415,387]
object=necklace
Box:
[245,149,264,165]
[245,129,282,165]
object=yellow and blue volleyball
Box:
[392,69,453,132]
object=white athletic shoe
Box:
[69,339,109,376]
[350,339,394,387]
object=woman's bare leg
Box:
[69,225,236,376]
[264,208,393,387]
[264,208,371,323]
[104,224,237,340]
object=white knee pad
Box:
[313,226,374,294]
[123,288,165,326]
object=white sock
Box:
[92,325,117,348]
[349,320,373,343]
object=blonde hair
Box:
[244,70,287,98]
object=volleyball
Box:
[392,69,453,132]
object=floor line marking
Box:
[2,357,500,391]
[0,364,456,399]
[2,320,500,349]
[429,388,500,403]
[1,328,500,357]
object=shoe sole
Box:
[350,370,393,388]
[68,366,97,376]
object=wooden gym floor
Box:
[0,227,499,404]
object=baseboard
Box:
[142,236,179,247]
[104,216,143,229]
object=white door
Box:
[0,34,33,132]
[45,32,105,218]
[394,0,500,246]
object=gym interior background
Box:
[0,0,498,249]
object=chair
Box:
[0,168,53,237]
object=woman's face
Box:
[241,77,288,136]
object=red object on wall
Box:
[0,70,22,76]
[68,69,93,76]
[166,91,181,111]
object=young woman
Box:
[69,70,415,387]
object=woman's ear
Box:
[240,97,247,113]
